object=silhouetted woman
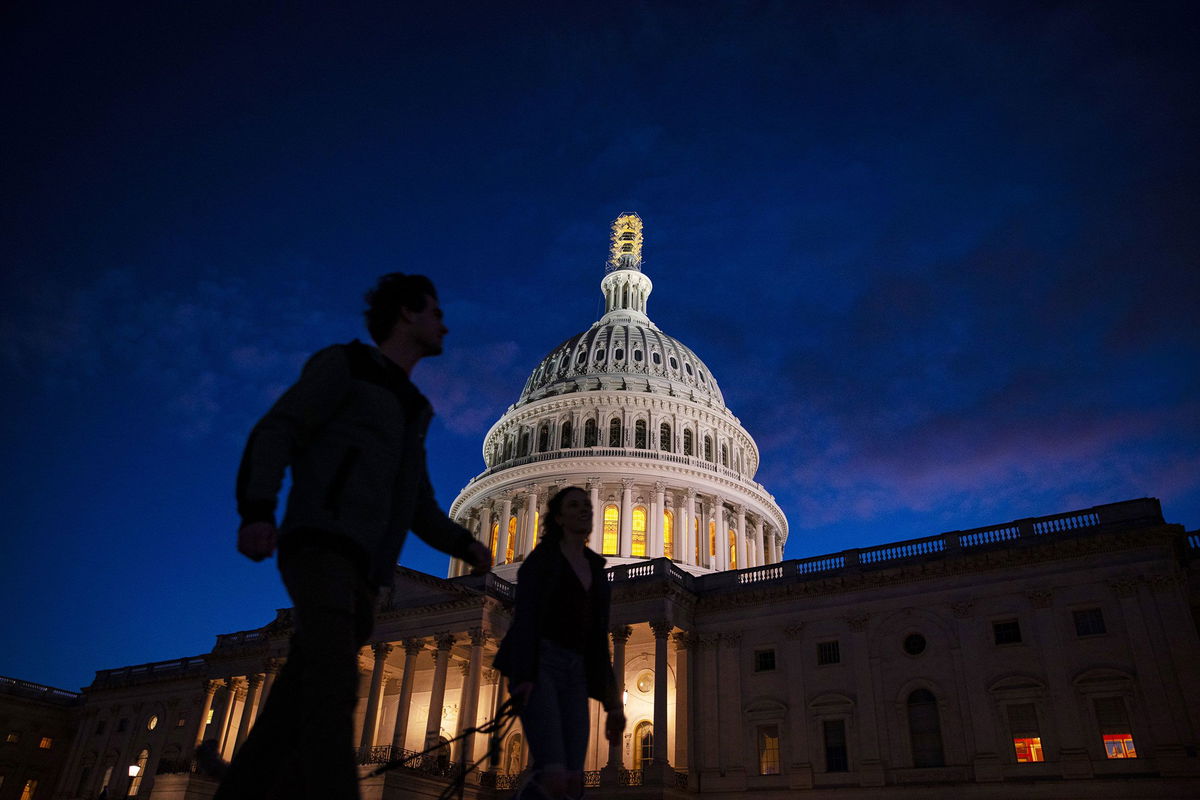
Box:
[494,486,625,800]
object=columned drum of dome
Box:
[448,213,787,579]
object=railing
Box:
[215,630,269,647]
[155,758,197,775]
[355,745,463,777]
[93,657,207,686]
[1188,533,1200,553]
[584,770,601,788]
[617,768,643,786]
[0,676,80,703]
[859,535,945,564]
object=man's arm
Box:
[234,346,351,559]
[410,472,491,573]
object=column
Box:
[733,505,747,570]
[497,495,513,563]
[193,680,220,748]
[754,518,766,569]
[588,478,603,552]
[486,668,508,772]
[671,633,692,770]
[220,678,247,758]
[260,658,281,706]
[714,500,727,571]
[234,673,263,751]
[390,638,423,753]
[683,490,696,566]
[619,479,634,557]
[605,626,633,772]
[478,503,494,564]
[522,486,539,553]
[455,628,487,764]
[424,634,455,749]
[767,528,778,563]
[653,482,666,558]
[650,621,672,768]
[359,643,393,753]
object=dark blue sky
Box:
[3,1,1197,692]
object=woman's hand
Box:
[605,709,626,744]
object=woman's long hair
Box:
[540,486,586,544]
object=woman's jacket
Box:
[493,541,621,711]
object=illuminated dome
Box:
[448,213,787,581]
[517,319,726,409]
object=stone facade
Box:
[0,677,80,800]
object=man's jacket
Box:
[493,541,620,711]
[236,340,474,587]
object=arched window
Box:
[504,733,524,774]
[633,722,654,769]
[704,435,713,462]
[489,522,499,560]
[518,431,530,457]
[602,505,619,555]
[632,506,647,557]
[694,518,701,561]
[660,423,672,452]
[531,511,539,544]
[721,443,729,466]
[609,418,623,447]
[663,510,674,560]
[507,517,517,563]
[537,424,550,453]
[729,529,737,569]
[709,520,717,558]
[634,419,647,449]
[683,429,694,456]
[560,419,573,449]
[127,748,149,796]
[584,419,597,447]
[908,689,945,767]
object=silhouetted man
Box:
[213,273,491,800]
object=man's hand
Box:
[605,709,626,744]
[465,540,492,575]
[237,521,277,562]
[509,680,534,711]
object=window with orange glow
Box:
[632,506,647,556]
[709,521,716,557]
[1103,734,1137,759]
[489,522,499,560]
[603,505,619,555]
[663,510,674,559]
[729,529,737,568]
[1013,737,1043,762]
[507,517,517,562]
[693,518,700,560]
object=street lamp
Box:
[128,765,141,778]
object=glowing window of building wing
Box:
[602,505,620,555]
[632,506,647,557]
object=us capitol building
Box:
[30,216,1200,800]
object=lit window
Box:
[754,649,776,672]
[693,518,700,561]
[817,641,840,665]
[633,722,653,769]
[19,779,37,800]
[1103,734,1137,759]
[602,505,619,555]
[127,749,148,796]
[729,528,737,568]
[176,714,186,728]
[992,619,1022,645]
[146,716,157,731]
[205,709,214,725]
[1094,697,1136,758]
[757,725,781,775]
[489,522,499,560]
[635,672,654,693]
[507,516,517,563]
[1008,702,1043,763]
[632,506,647,557]
[1013,737,1044,762]
[708,520,716,557]
[39,737,53,750]
[1074,608,1106,637]
[4,732,17,744]
[662,510,674,560]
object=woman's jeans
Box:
[519,641,590,774]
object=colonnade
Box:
[451,481,784,576]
